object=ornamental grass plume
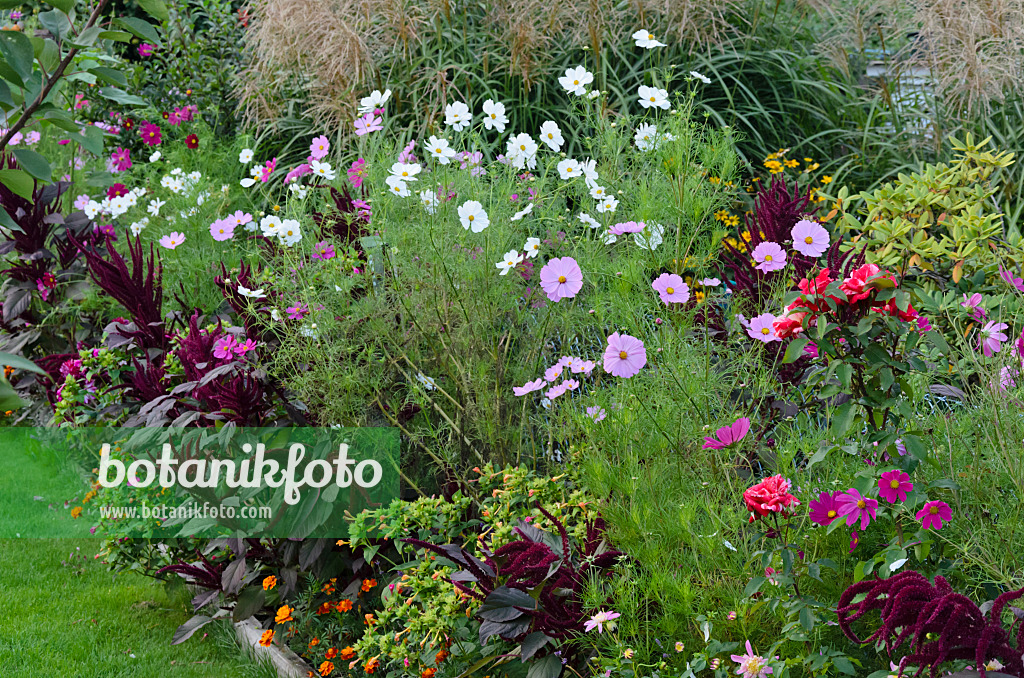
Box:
[836,570,1024,678]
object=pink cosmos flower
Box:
[791,219,829,257]
[230,211,253,229]
[747,313,779,342]
[961,292,986,321]
[284,163,311,184]
[916,500,952,530]
[545,379,579,400]
[286,303,309,320]
[603,333,647,378]
[544,363,566,383]
[260,158,277,182]
[312,241,335,260]
[309,135,330,160]
[213,336,238,359]
[999,265,1024,293]
[730,640,773,678]
[210,219,235,241]
[835,488,878,530]
[916,315,932,332]
[808,490,842,526]
[158,232,185,249]
[140,122,162,146]
[651,273,690,305]
[979,321,1009,357]
[348,158,367,188]
[609,220,646,235]
[539,257,583,302]
[398,141,417,164]
[586,406,607,422]
[24,130,40,145]
[513,378,546,396]
[354,114,383,136]
[73,194,91,210]
[572,359,596,375]
[235,338,258,355]
[751,241,786,272]
[878,469,913,503]
[849,530,860,553]
[138,43,155,57]
[702,417,750,449]
[109,147,132,172]
[583,610,620,634]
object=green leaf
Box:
[782,335,809,364]
[924,329,950,356]
[0,168,34,200]
[12,148,51,183]
[0,352,47,375]
[830,401,856,438]
[97,86,147,107]
[0,78,12,108]
[67,25,102,48]
[836,361,852,389]
[833,656,857,675]
[137,0,170,22]
[114,17,161,44]
[525,654,561,678]
[97,30,133,43]
[799,606,814,632]
[879,367,894,392]
[0,206,20,232]
[0,380,26,410]
[743,576,766,597]
[902,434,928,461]
[88,66,128,87]
[67,124,105,155]
[928,478,960,491]
[0,31,35,86]
[47,0,75,12]
[38,9,72,40]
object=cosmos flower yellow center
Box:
[649,97,656,102]
[491,114,496,118]
[573,80,580,85]
[761,328,770,335]
[647,34,653,39]
[619,351,628,360]
[764,255,773,262]
[930,505,939,514]
[890,479,900,489]
[558,275,566,283]
[827,509,836,518]
[666,287,674,294]
[468,215,474,221]
[805,236,814,244]
[857,500,866,509]
[520,144,526,151]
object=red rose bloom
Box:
[876,298,919,322]
[772,310,809,339]
[185,133,199,149]
[794,268,839,311]
[839,263,883,303]
[743,474,800,522]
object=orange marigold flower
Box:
[275,605,294,624]
[361,578,377,591]
[317,602,332,615]
[321,582,336,595]
[336,599,353,612]
[364,658,379,674]
[421,669,437,678]
[364,613,376,625]
[339,646,356,661]
[71,506,83,519]
[259,630,274,647]
[325,647,338,659]
[319,660,335,676]
[436,649,449,663]
[263,575,278,591]
[309,637,320,648]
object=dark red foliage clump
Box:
[837,570,1024,678]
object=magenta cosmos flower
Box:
[791,219,829,257]
[138,43,155,57]
[109,147,131,172]
[312,241,335,260]
[979,321,1009,356]
[354,113,383,136]
[602,332,647,378]
[916,500,952,530]
[539,257,583,302]
[835,488,877,530]
[878,469,913,503]
[213,336,238,359]
[702,417,750,449]
[730,640,772,678]
[808,490,841,526]
[751,241,786,272]
[747,313,779,342]
[139,122,162,146]
[651,273,690,305]
[583,610,620,634]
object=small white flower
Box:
[523,237,542,258]
[602,231,618,244]
[310,160,336,181]
[187,171,202,183]
[239,148,254,163]
[699,277,721,287]
[385,175,411,197]
[271,309,282,321]
[240,177,257,188]
[596,195,619,213]
[632,29,666,49]
[634,123,659,151]
[390,162,421,182]
[237,285,266,299]
[689,70,711,84]
[580,158,599,184]
[511,202,534,221]
[425,135,457,165]
[444,101,472,131]
[481,99,508,133]
[84,200,103,220]
[149,151,161,162]
[358,89,392,116]
[495,249,525,275]
[278,219,302,247]
[637,85,670,110]
[539,121,564,151]
[129,218,149,237]
[260,215,283,238]
[557,158,581,180]
[147,198,165,216]
[419,189,440,214]
[587,90,601,100]
[415,372,437,390]
[578,212,601,229]
[589,185,607,199]
[458,200,490,232]
[558,65,593,96]
[634,222,664,250]
[289,183,309,199]
[506,133,538,170]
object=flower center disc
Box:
[558,275,567,283]
[619,351,628,360]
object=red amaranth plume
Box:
[837,570,1024,678]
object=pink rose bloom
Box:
[602,332,647,378]
[539,257,583,302]
[651,273,690,305]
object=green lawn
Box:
[0,538,278,678]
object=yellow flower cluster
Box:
[713,209,740,228]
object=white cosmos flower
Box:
[634,222,664,250]
[557,158,581,180]
[239,148,254,163]
[481,99,508,132]
[596,195,619,213]
[390,162,421,182]
[506,133,538,170]
[425,135,457,165]
[578,212,601,229]
[129,218,149,237]
[587,90,601,100]
[107,196,130,217]
[289,183,309,199]
[271,309,282,321]
[278,219,302,247]
[444,101,472,131]
[385,175,411,197]
[237,285,266,299]
[458,200,490,232]
[539,121,564,151]
[147,198,165,216]
[415,372,437,390]
[260,215,283,238]
[240,177,257,188]
[358,89,391,115]
[419,189,440,214]
[511,202,534,221]
[149,151,161,162]
[310,160,336,181]
[602,230,618,244]
[580,158,599,184]
[495,249,525,275]
[632,29,666,48]
[638,85,670,110]
[523,237,541,258]
[634,123,659,151]
[559,65,593,96]
[589,185,608,199]
[689,70,712,84]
